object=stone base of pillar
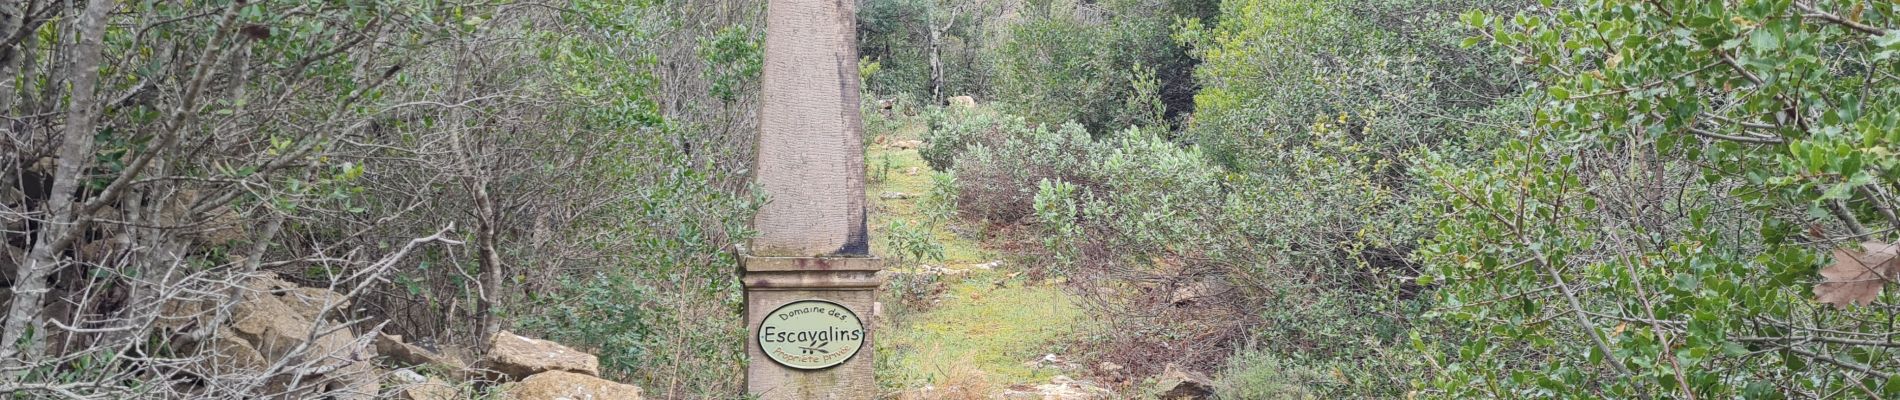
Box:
[741,254,882,399]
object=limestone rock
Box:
[196,207,248,247]
[999,375,1111,400]
[880,191,913,200]
[201,326,268,373]
[376,333,465,370]
[390,370,459,400]
[484,330,600,380]
[327,358,382,400]
[223,275,377,399]
[280,286,351,322]
[1169,279,1230,307]
[948,96,976,108]
[1156,364,1215,399]
[507,370,641,400]
[230,281,354,362]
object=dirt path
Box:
[864,143,1094,398]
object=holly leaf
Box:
[1814,241,1900,308]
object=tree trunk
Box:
[929,27,943,105]
[1,0,114,381]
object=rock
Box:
[973,260,1002,270]
[196,207,248,247]
[390,370,458,400]
[1169,279,1230,307]
[507,370,641,400]
[905,166,921,176]
[376,333,466,371]
[327,359,382,400]
[219,274,381,400]
[998,375,1111,400]
[920,264,966,276]
[888,139,923,150]
[280,286,351,322]
[155,294,213,333]
[223,275,378,399]
[948,96,976,109]
[483,330,600,380]
[1024,353,1077,371]
[230,279,356,364]
[880,191,913,200]
[1156,364,1215,399]
[1096,361,1123,374]
[202,326,268,373]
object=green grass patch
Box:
[865,131,1088,394]
[878,277,1083,389]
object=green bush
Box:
[1215,348,1325,399]
[994,0,1212,132]
[950,120,1104,223]
[918,106,1005,171]
[1416,0,1900,396]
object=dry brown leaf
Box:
[1814,241,1900,308]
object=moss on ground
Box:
[865,138,1086,394]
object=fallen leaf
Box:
[1815,241,1900,308]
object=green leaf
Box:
[1750,28,1781,51]
[1875,30,1900,48]
[1549,86,1570,100]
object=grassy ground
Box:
[864,135,1086,396]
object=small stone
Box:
[483,330,600,380]
[1096,361,1123,374]
[508,370,641,400]
[880,191,913,200]
[1169,280,1229,307]
[1156,364,1215,399]
[948,96,976,109]
[390,370,458,400]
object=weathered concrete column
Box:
[743,0,879,397]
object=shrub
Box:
[1417,0,1900,396]
[995,0,1214,132]
[919,106,1006,171]
[884,219,948,266]
[1215,348,1325,399]
[950,121,1103,223]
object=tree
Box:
[0,0,759,397]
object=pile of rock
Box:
[160,275,379,399]
[166,274,641,399]
[480,330,642,399]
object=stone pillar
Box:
[743,0,880,397]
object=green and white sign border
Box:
[757,298,866,370]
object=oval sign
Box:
[758,299,866,370]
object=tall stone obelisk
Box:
[742,0,880,397]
